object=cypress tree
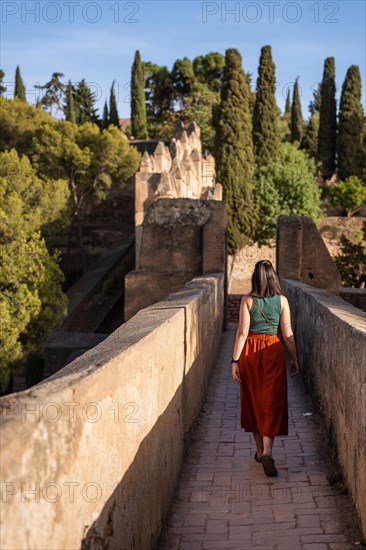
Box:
[213,48,258,254]
[291,77,303,144]
[244,71,256,114]
[301,112,319,160]
[281,88,292,142]
[109,80,120,128]
[285,89,291,115]
[338,65,365,180]
[309,83,321,115]
[317,57,337,180]
[102,100,109,128]
[131,50,148,138]
[64,80,76,123]
[252,45,280,167]
[14,65,26,101]
[0,70,6,96]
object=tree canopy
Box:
[214,48,258,253]
[317,57,337,180]
[254,142,323,243]
[131,51,148,138]
[0,149,70,392]
[0,97,53,156]
[338,65,366,181]
[252,45,280,167]
[328,176,366,217]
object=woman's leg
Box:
[253,431,263,458]
[263,435,275,457]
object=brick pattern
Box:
[227,294,242,323]
[157,323,362,550]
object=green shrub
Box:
[328,176,366,217]
[334,221,366,286]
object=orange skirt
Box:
[238,331,288,437]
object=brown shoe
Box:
[260,454,278,476]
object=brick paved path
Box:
[157,323,362,550]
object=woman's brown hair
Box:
[250,260,282,297]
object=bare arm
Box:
[280,296,299,375]
[231,296,251,382]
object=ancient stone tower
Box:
[125,121,226,320]
[134,120,222,268]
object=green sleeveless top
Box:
[249,294,282,334]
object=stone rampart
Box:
[281,278,366,537]
[0,273,224,550]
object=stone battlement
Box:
[134,121,222,269]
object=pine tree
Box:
[317,57,337,180]
[172,57,196,96]
[64,80,76,123]
[213,48,258,254]
[0,70,6,96]
[131,50,148,138]
[35,72,65,116]
[74,79,99,124]
[338,65,365,180]
[109,80,119,128]
[14,65,26,101]
[192,52,225,92]
[252,45,280,167]
[102,100,109,128]
[291,78,303,144]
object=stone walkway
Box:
[157,323,363,550]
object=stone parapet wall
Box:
[0,273,224,550]
[281,278,366,537]
[340,287,366,312]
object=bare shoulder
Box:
[241,293,253,310]
[279,294,288,310]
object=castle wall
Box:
[0,273,224,550]
[281,278,366,538]
[124,198,227,321]
[134,121,222,268]
[276,215,341,294]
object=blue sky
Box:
[1,0,365,120]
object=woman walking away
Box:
[230,260,299,477]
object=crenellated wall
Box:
[134,121,222,269]
[281,278,366,537]
[0,273,224,550]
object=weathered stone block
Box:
[125,198,227,320]
[124,268,196,321]
[277,215,341,294]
